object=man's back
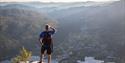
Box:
[41,31,53,45]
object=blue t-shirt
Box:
[39,30,55,39]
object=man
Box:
[39,24,56,63]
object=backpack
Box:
[42,31,52,45]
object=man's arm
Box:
[50,27,56,34]
[39,32,44,45]
[39,38,43,45]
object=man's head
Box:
[45,24,49,31]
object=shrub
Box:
[11,47,32,63]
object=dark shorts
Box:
[41,44,53,55]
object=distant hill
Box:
[0,1,125,63]
[48,1,125,63]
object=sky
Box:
[0,0,120,2]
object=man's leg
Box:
[40,46,45,63]
[40,53,44,63]
[48,54,51,63]
[47,47,52,63]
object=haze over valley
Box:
[0,0,125,63]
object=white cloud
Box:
[0,0,120,2]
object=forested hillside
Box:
[0,0,125,63]
[0,8,57,60]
